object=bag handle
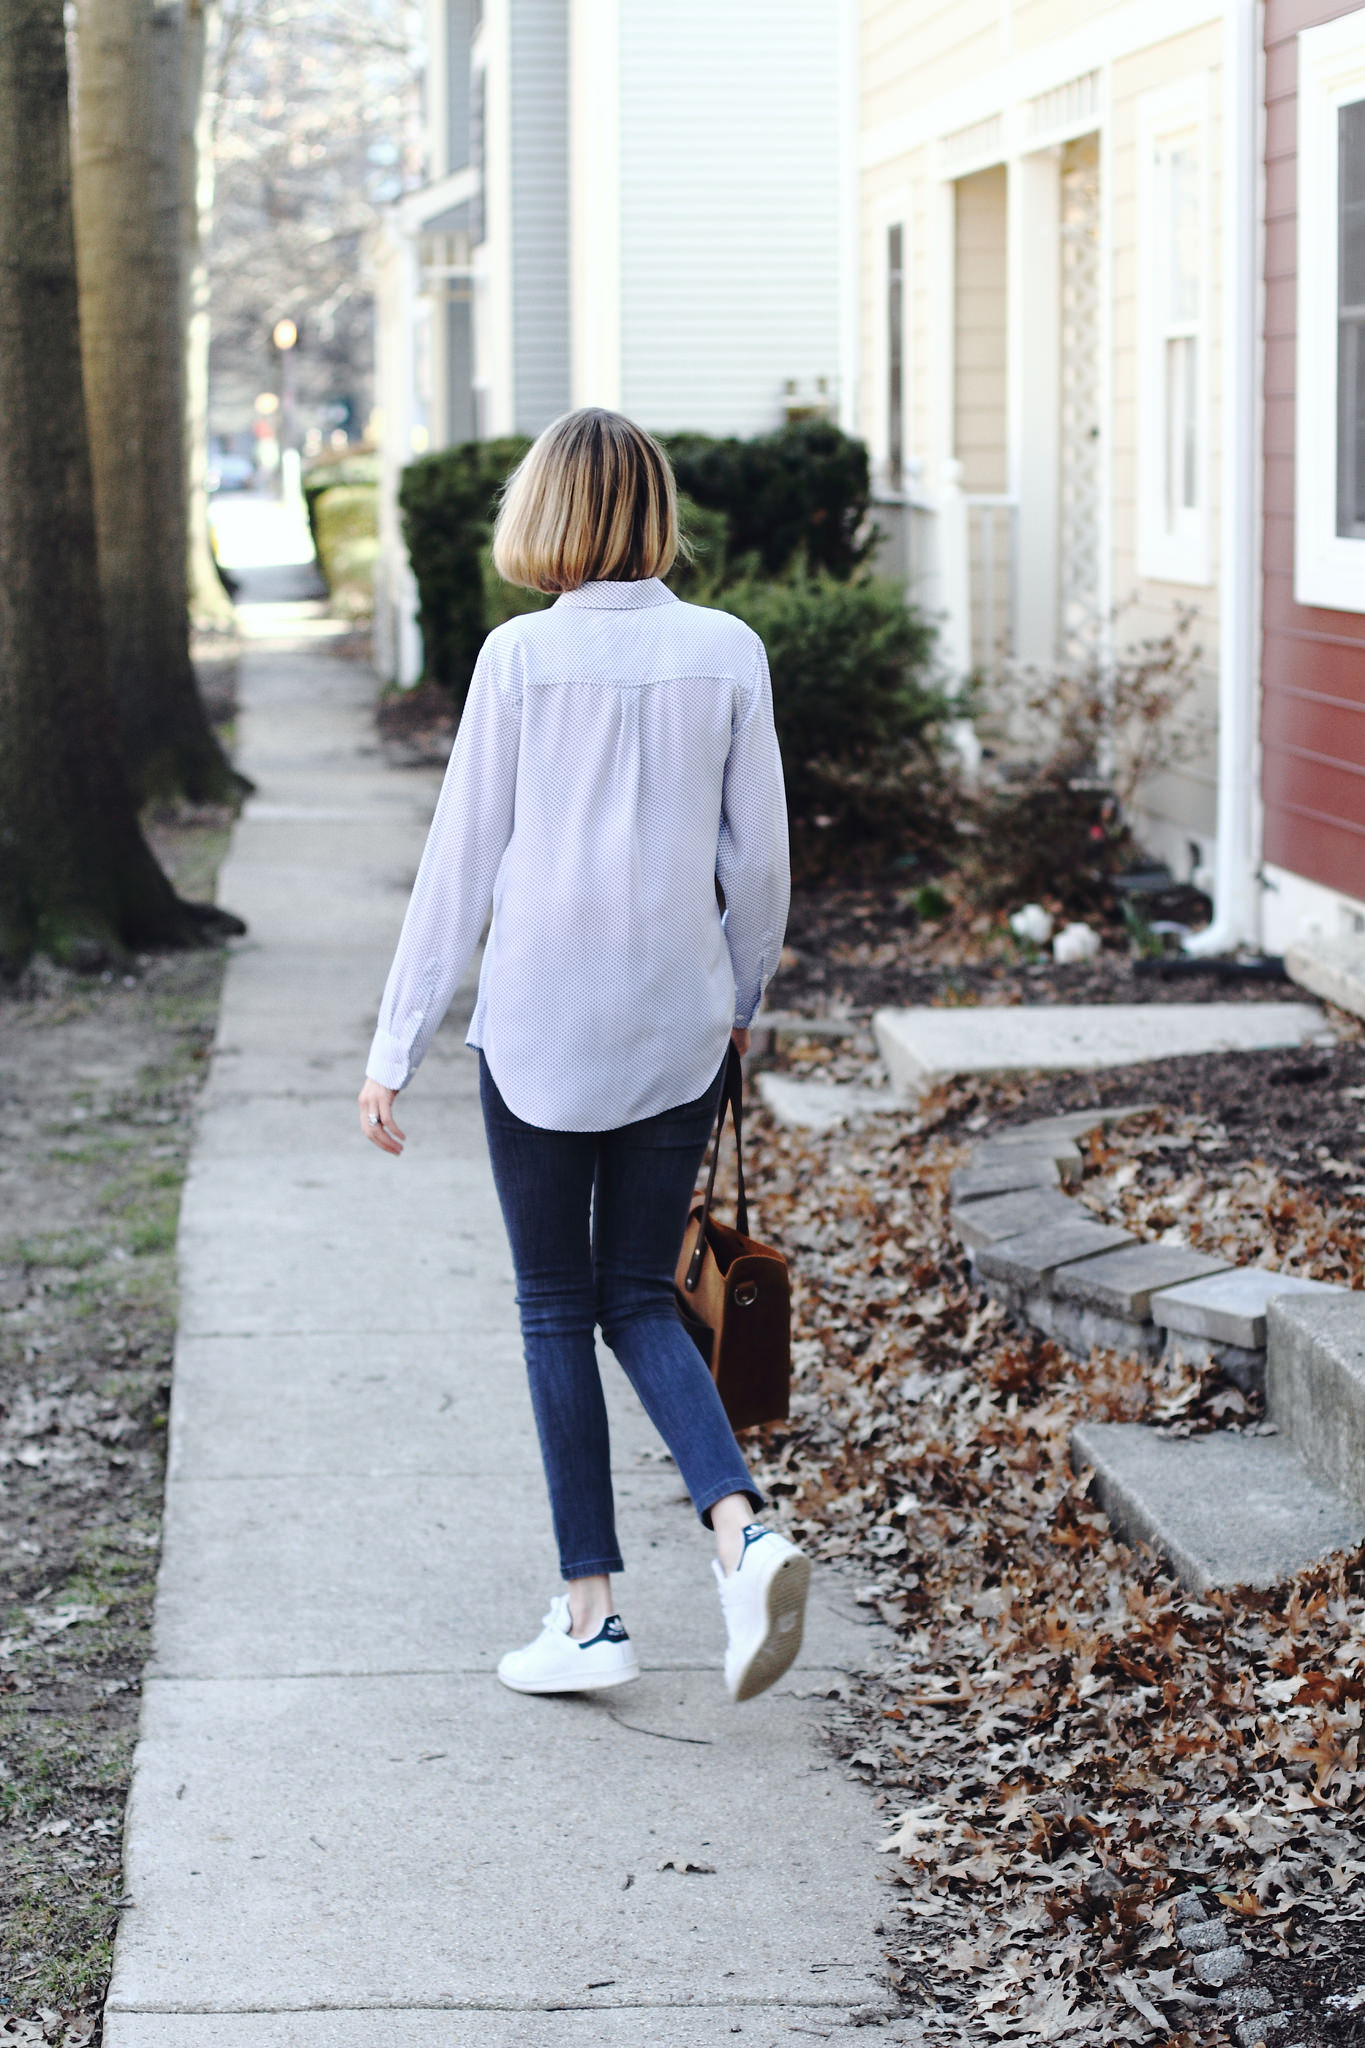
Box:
[683,1041,748,1292]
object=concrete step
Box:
[1152,1267,1344,1353]
[1071,1422,1365,1592]
[1267,1292,1365,1512]
[976,1215,1135,1300]
[951,1186,1077,1249]
[1284,932,1365,1023]
[754,1073,900,1131]
[873,1002,1334,1096]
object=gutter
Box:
[1186,0,1262,957]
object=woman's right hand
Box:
[358,1079,406,1155]
[731,1027,751,1057]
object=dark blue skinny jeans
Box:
[479,1053,761,1579]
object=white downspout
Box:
[1187,0,1261,955]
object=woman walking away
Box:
[357,409,809,1703]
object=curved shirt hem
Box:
[467,1024,730,1134]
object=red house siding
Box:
[1263,0,1365,901]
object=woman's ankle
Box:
[566,1574,613,1639]
[710,1493,755,1576]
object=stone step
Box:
[971,1137,1083,1185]
[949,1155,1065,1202]
[1053,1242,1233,1323]
[754,1073,900,1132]
[976,1215,1135,1300]
[873,1002,1334,1096]
[749,1011,859,1054]
[1151,1267,1344,1351]
[950,1187,1078,1249]
[1071,1421,1365,1591]
[1267,1292,1365,1512]
[1284,932,1365,1024]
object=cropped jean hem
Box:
[560,1551,626,1580]
[695,1476,765,1530]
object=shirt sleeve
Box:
[365,642,521,1089]
[716,635,790,1029]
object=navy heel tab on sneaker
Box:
[735,1524,771,1572]
[578,1614,629,1648]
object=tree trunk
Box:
[72,0,245,800]
[182,0,234,630]
[0,0,243,969]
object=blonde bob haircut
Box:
[492,407,681,593]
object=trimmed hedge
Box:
[312,484,379,619]
[713,574,949,877]
[399,437,531,706]
[665,421,875,582]
[395,427,947,876]
[398,422,879,702]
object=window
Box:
[1137,80,1210,584]
[887,223,904,491]
[1296,13,1365,612]
[1163,142,1201,530]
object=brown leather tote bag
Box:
[674,1043,791,1431]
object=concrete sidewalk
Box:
[103,607,909,2046]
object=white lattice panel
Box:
[1059,133,1102,662]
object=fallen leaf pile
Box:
[733,1085,1365,2045]
[1075,1114,1365,1284]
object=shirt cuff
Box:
[365,1028,412,1092]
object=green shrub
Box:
[312,483,379,619]
[665,421,875,581]
[399,437,531,704]
[302,450,379,544]
[712,574,950,879]
[667,493,730,598]
[397,424,882,700]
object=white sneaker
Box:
[713,1524,811,1702]
[496,1595,640,1695]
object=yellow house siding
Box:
[954,166,1008,492]
[862,0,1006,131]
[1011,0,1133,56]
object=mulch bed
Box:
[774,882,1294,1017]
[727,883,1365,2046]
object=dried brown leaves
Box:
[737,1092,1365,2045]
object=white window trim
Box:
[1136,74,1213,587]
[1295,9,1365,615]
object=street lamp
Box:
[272,317,299,462]
[272,318,303,509]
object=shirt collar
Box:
[553,578,679,611]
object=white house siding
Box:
[615,0,843,437]
[509,0,571,433]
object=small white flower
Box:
[1052,921,1101,964]
[1008,903,1054,945]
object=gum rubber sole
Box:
[732,1551,811,1702]
[496,1654,641,1696]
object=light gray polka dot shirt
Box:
[365,578,790,1131]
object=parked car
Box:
[207,453,254,494]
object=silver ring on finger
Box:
[368,1113,380,1126]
